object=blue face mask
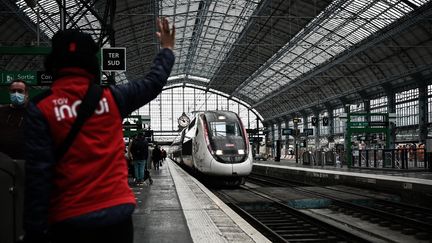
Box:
[10,92,26,106]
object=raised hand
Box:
[156,17,175,50]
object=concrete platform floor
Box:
[131,161,193,243]
[131,160,269,243]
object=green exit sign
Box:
[1,71,37,85]
[349,122,369,127]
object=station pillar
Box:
[275,140,281,162]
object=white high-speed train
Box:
[169,110,253,185]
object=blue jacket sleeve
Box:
[109,48,175,118]
[23,101,55,238]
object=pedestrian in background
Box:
[23,17,175,243]
[130,133,149,185]
[152,144,162,170]
[0,79,29,160]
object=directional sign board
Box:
[303,128,314,136]
[122,123,141,130]
[282,128,293,135]
[0,71,37,85]
[101,47,126,71]
[369,121,389,127]
[311,117,318,126]
[322,117,329,126]
[251,137,263,142]
[0,71,54,86]
[348,122,369,127]
[36,71,54,85]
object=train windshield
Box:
[206,119,247,163]
[209,122,242,137]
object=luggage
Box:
[0,153,25,243]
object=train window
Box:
[209,122,241,137]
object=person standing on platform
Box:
[130,133,149,185]
[23,17,175,243]
[0,79,29,160]
[152,144,162,170]
[127,135,136,181]
[161,148,167,163]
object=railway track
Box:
[246,173,432,240]
[214,188,370,242]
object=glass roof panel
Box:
[237,0,430,102]
[12,0,432,97]
[15,0,102,39]
[160,0,261,84]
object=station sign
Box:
[311,117,318,126]
[322,117,329,126]
[141,115,151,125]
[348,121,369,127]
[369,121,389,127]
[122,122,142,130]
[0,71,53,86]
[293,118,301,124]
[246,128,258,134]
[251,137,263,142]
[0,71,37,85]
[101,47,126,71]
[348,121,389,127]
[282,128,293,135]
[37,71,54,85]
[303,128,314,136]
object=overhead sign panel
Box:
[0,71,53,86]
[311,117,318,126]
[101,47,126,71]
[282,128,293,135]
[303,128,314,136]
[0,71,37,85]
[37,71,54,85]
[322,117,329,126]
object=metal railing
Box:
[351,148,429,170]
[301,150,338,167]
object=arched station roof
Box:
[1,0,432,123]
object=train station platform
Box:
[252,158,432,206]
[131,160,269,243]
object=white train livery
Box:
[169,110,252,185]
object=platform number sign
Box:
[303,128,314,136]
[101,47,126,72]
[311,117,318,126]
[322,117,329,126]
[282,128,293,136]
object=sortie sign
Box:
[101,47,126,72]
[0,71,37,85]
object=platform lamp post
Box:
[426,139,432,172]
[339,112,348,167]
[388,113,397,149]
[293,117,300,164]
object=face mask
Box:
[10,92,26,106]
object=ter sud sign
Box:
[101,47,126,72]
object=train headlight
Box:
[216,150,223,155]
[238,149,245,155]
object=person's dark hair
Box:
[45,29,100,80]
[9,79,29,92]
